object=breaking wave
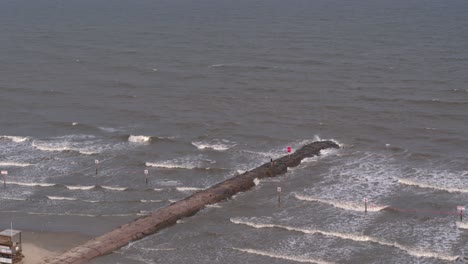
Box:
[398,178,468,193]
[0,161,33,167]
[6,181,56,187]
[31,140,99,155]
[128,135,152,143]
[47,196,77,201]
[191,140,235,151]
[294,194,387,212]
[232,248,334,264]
[0,135,30,143]
[457,222,468,229]
[230,219,459,261]
[176,187,203,192]
[145,156,218,171]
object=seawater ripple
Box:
[230,219,459,261]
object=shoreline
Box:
[11,230,91,264]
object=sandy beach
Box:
[15,230,91,264]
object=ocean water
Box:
[1,0,468,263]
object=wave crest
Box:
[398,178,468,193]
[192,140,235,151]
[294,194,387,212]
[128,135,152,143]
[0,161,32,167]
[230,218,459,261]
[0,135,30,143]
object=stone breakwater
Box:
[47,141,339,264]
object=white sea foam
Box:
[253,178,260,186]
[398,178,468,193]
[312,135,343,148]
[0,136,30,143]
[32,140,98,155]
[206,204,222,208]
[66,185,95,190]
[294,194,387,212]
[145,155,212,170]
[72,122,78,126]
[102,186,127,191]
[176,187,202,192]
[128,135,152,143]
[232,248,334,264]
[47,196,77,201]
[6,181,55,187]
[145,162,197,170]
[192,140,234,151]
[457,222,468,229]
[0,161,32,167]
[140,200,162,203]
[231,219,459,261]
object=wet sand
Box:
[16,231,91,264]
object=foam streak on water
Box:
[230,219,459,261]
[0,161,32,167]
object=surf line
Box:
[48,141,339,264]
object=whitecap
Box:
[0,161,32,167]
[101,186,127,191]
[32,140,98,155]
[66,185,95,190]
[140,200,162,203]
[206,204,222,208]
[253,178,260,186]
[145,155,212,170]
[128,135,152,143]
[294,194,387,212]
[145,162,196,169]
[457,222,468,229]
[47,196,77,201]
[176,187,203,192]
[0,135,29,143]
[192,140,234,151]
[6,181,55,187]
[398,178,468,193]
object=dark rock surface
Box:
[47,141,339,264]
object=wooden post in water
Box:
[95,159,99,175]
[1,170,7,188]
[364,198,368,213]
[277,187,282,206]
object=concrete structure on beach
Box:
[47,141,339,264]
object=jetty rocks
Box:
[47,140,339,264]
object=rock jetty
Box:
[48,140,339,264]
